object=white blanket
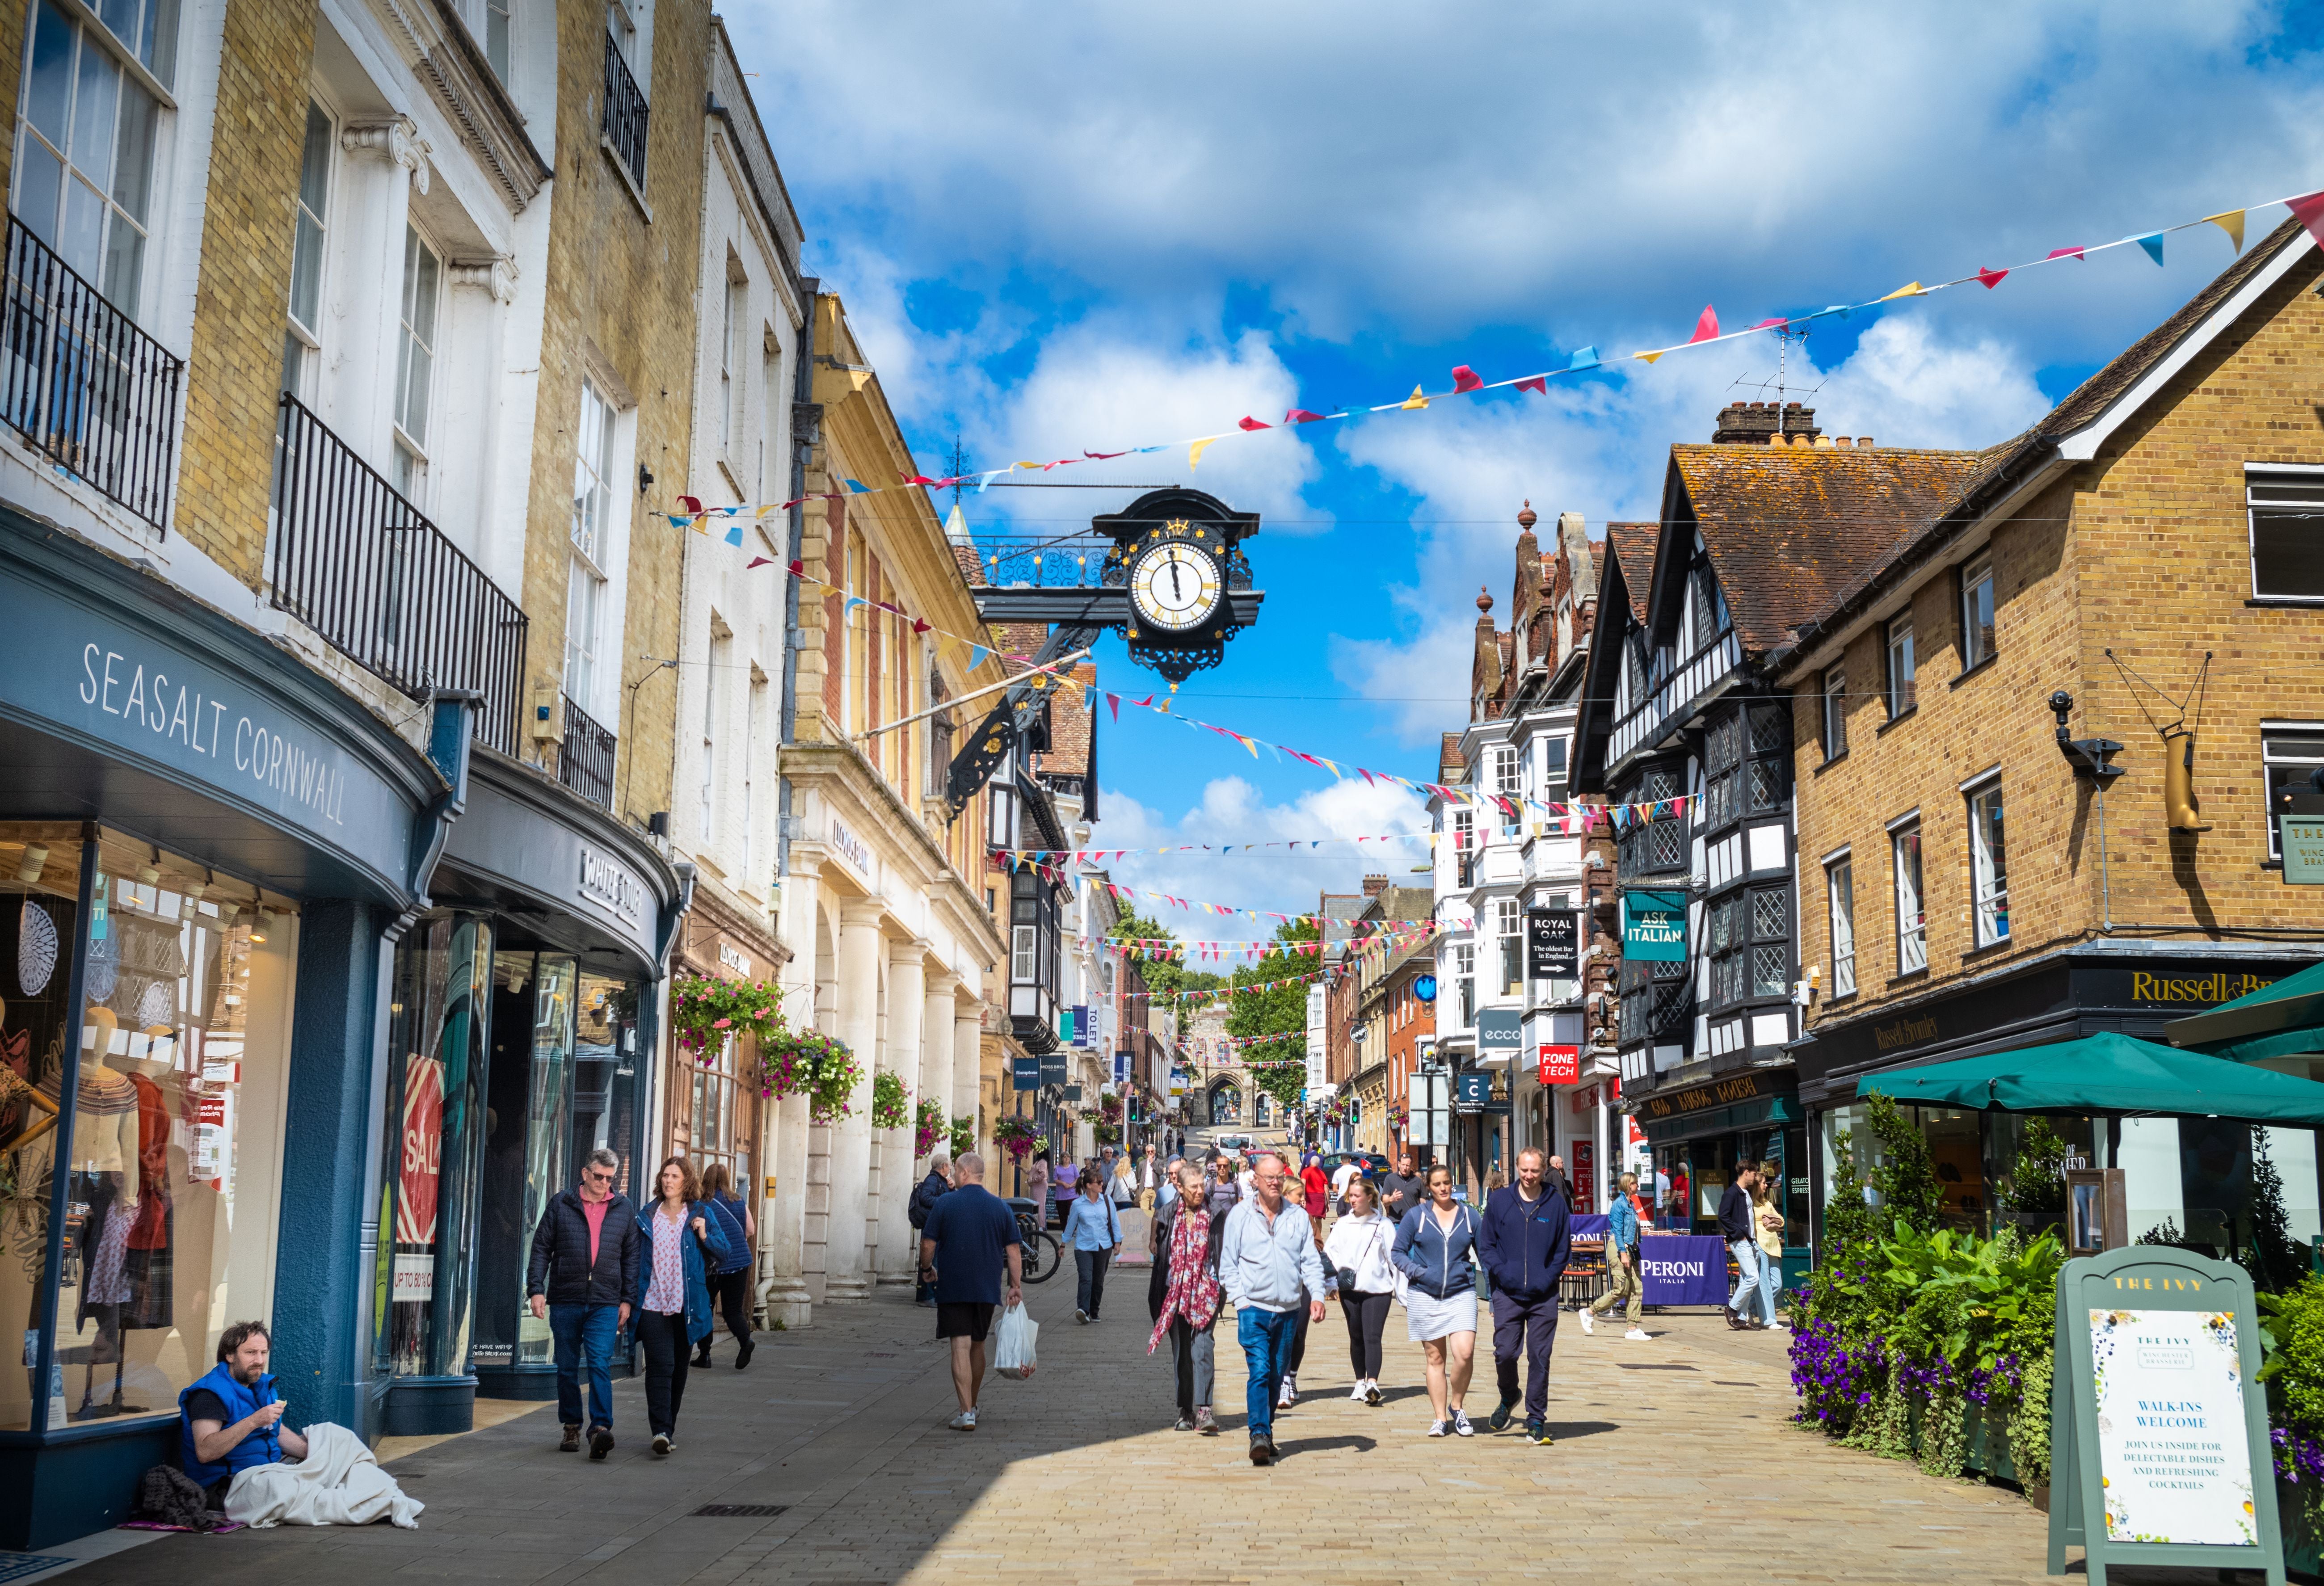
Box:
[223,1422,425,1530]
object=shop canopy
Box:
[1856,1031,2324,1126]
[2163,958,2324,1066]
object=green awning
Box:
[2164,957,2324,1064]
[1856,1031,2324,1125]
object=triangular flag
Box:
[1450,365,1483,393]
[1975,266,2008,290]
[1877,282,1924,302]
[1084,449,1128,460]
[746,556,773,570]
[1236,416,1271,431]
[969,645,989,669]
[1568,346,1599,370]
[724,521,744,547]
[1189,436,1219,470]
[2134,232,2164,267]
[1515,376,1547,394]
[678,495,704,514]
[1688,304,1719,343]
[1285,408,1326,423]
[2287,191,2324,250]
[1751,317,1788,331]
[844,478,872,493]
[2205,210,2246,253]
[2046,246,2086,262]
[1401,385,1429,410]
[1634,350,1664,365]
[689,515,711,535]
[1107,692,1120,722]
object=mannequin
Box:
[71,1005,139,1417]
[122,1029,175,1333]
[0,997,57,1156]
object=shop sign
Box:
[1572,1140,1595,1213]
[1476,1007,1521,1052]
[2284,815,2324,884]
[1874,1013,1941,1053]
[1063,1084,1082,1103]
[2128,971,2281,1005]
[1455,1071,1492,1111]
[1040,1051,1067,1087]
[717,941,752,977]
[827,816,873,879]
[395,1054,444,1249]
[1012,1056,1040,1090]
[1570,1082,1602,1116]
[577,844,647,930]
[1638,1071,1765,1121]
[1528,909,1578,977]
[1538,1043,1580,1085]
[1622,890,1688,962]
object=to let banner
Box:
[1528,909,1578,977]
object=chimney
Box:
[1712,400,1823,446]
[1362,875,1388,898]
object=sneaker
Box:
[588,1426,613,1461]
[947,1409,977,1431]
[651,1434,670,1458]
[1075,1308,1087,1324]
[1625,1328,1652,1342]
[1348,1382,1369,1402]
[1577,1308,1595,1335]
[560,1424,581,1453]
[1173,1415,1195,1431]
[1771,1319,1790,1330]
[1526,1419,1554,1445]
[1452,1410,1475,1437]
[737,1339,755,1368]
[1488,1395,1519,1431]
[1426,1420,1448,1438]
[1195,1407,1218,1435]
[1365,1382,1383,1406]
[693,1349,712,1369]
[1277,1376,1297,1409]
[1249,1434,1274,1466]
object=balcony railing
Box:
[270,392,527,755]
[557,694,616,811]
[1,214,181,530]
[1610,627,1740,767]
[602,33,648,190]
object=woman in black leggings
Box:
[1321,1177,1397,1405]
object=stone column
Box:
[761,1088,813,1329]
[923,971,958,1157]
[874,942,927,1291]
[823,901,884,1302]
[953,1003,984,1158]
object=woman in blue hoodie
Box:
[1391,1164,1482,1437]
[633,1156,735,1457]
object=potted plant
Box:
[870,1072,910,1131]
[757,1028,863,1123]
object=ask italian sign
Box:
[1621,890,1688,962]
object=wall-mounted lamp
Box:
[2048,691,2126,786]
[13,844,47,883]
[249,909,274,945]
[637,463,655,496]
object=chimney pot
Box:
[1858,437,1874,448]
[1835,435,1853,448]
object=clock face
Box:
[1129,542,1222,633]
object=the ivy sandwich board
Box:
[2047,1245,2284,1585]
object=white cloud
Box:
[1093,774,1430,927]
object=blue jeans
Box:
[550,1303,619,1430]
[1755,1246,1782,1324]
[1727,1239,1760,1315]
[1237,1305,1299,1438]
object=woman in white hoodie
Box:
[1322,1177,1398,1405]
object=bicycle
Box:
[1006,1197,1064,1285]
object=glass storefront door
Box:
[473,950,577,1384]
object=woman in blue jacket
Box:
[1062,1161,1124,1323]
[1391,1164,1482,1438]
[633,1156,735,1457]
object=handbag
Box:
[1335,1219,1384,1294]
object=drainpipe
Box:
[775,283,820,888]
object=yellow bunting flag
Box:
[2206,210,2246,253]
[1878,282,1925,302]
[691,517,712,534]
[1634,350,1664,364]
[1189,436,1219,470]
[1401,385,1429,410]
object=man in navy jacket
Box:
[1475,1148,1572,1445]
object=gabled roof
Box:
[1602,523,1655,625]
[1664,445,1991,656]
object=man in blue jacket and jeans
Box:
[1476,1147,1572,1446]
[527,1147,642,1460]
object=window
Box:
[1826,856,1856,997]
[1011,925,1036,983]
[565,380,616,709]
[15,0,168,317]
[2247,468,2324,601]
[1892,820,1925,973]
[700,629,725,848]
[1967,780,2008,947]
[1960,554,1996,670]
[1488,745,1519,798]
[926,659,953,799]
[392,226,441,501]
[1495,897,1522,995]
[1452,810,1475,887]
[1885,614,1916,718]
[741,673,762,881]
[483,0,512,80]
[2262,728,2324,861]
[718,272,741,454]
[1690,564,1720,651]
[1821,665,1848,759]
[1543,736,1567,780]
[1452,941,1475,1027]
[281,100,331,399]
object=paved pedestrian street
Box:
[52,1274,2189,1586]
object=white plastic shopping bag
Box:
[992,1301,1038,1380]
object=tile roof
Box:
[1669,445,1991,655]
[1601,522,1656,625]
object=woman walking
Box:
[1752,1160,1787,1329]
[1148,1161,1226,1433]
[632,1157,734,1457]
[1108,1152,1138,1210]
[694,1162,757,1369]
[1324,1177,1397,1405]
[1300,1153,1329,1223]
[1063,1162,1123,1323]
[1391,1164,1482,1437]
[1024,1152,1051,1227]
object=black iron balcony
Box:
[1,213,181,530]
[602,32,648,190]
[557,694,615,811]
[270,392,527,755]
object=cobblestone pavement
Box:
[55,1274,2198,1584]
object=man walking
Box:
[1218,1153,1326,1466]
[919,1153,1023,1430]
[526,1147,640,1460]
[1476,1148,1572,1446]
[1579,1170,1649,1340]
[1380,1153,1422,1226]
[1137,1143,1162,1212]
[909,1151,953,1306]
[1721,1162,1763,1331]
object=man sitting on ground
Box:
[181,1320,307,1509]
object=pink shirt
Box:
[581,1196,610,1265]
[643,1209,686,1313]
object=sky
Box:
[725,0,2324,925]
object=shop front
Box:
[1629,1069,1811,1288]
[661,897,787,1285]
[0,512,451,1545]
[372,752,686,1426]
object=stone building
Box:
[1775,218,2324,1252]
[1348,884,1437,1159]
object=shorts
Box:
[936,1302,995,1342]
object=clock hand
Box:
[1168,559,1183,600]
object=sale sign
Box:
[1538,1043,1580,1085]
[396,1054,445,1248]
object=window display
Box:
[0,827,82,1431]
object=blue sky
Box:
[726,0,2324,921]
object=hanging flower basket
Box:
[993,1115,1039,1160]
[758,1028,863,1124]
[948,1114,977,1158]
[914,1097,947,1157]
[870,1071,911,1132]
[1094,1121,1122,1146]
[671,972,787,1055]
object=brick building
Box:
[1349,884,1437,1159]
[1776,218,2324,1253]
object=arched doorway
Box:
[1207,1081,1241,1126]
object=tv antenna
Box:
[1726,326,1824,440]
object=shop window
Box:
[2263,726,2324,861]
[1885,614,1916,718]
[14,0,170,319]
[1825,854,1856,997]
[1959,554,1996,670]
[1820,665,1847,760]
[1891,818,1925,973]
[2246,467,2324,602]
[1967,778,2008,947]
[0,829,294,1432]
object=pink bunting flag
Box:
[787,560,805,576]
[1107,692,1120,722]
[1085,449,1129,460]
[1752,317,1788,331]
[747,556,773,570]
[1285,408,1327,424]
[1515,376,1547,394]
[1975,266,2008,290]
[678,495,705,514]
[900,472,942,486]
[2046,247,2085,262]
[1450,365,1483,393]
[2290,191,2324,250]
[1689,304,1720,344]
[1237,416,1271,431]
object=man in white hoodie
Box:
[1218,1154,1327,1467]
